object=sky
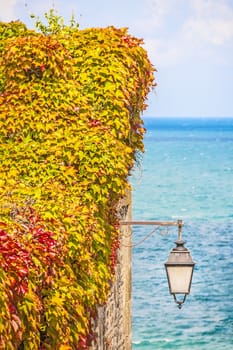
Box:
[0,0,233,118]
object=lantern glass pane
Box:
[167,265,193,294]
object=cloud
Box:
[183,17,233,46]
[0,0,20,21]
[138,0,233,67]
[184,0,233,46]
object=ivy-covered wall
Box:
[0,14,155,350]
[90,192,132,350]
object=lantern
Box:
[165,221,195,308]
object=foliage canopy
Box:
[0,12,155,349]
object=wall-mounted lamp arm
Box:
[120,220,183,227]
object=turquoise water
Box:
[131,118,233,350]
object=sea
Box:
[130,117,233,350]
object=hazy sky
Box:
[0,0,233,118]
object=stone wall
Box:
[90,192,132,350]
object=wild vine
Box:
[0,11,155,349]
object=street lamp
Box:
[120,219,195,309]
[164,220,195,309]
